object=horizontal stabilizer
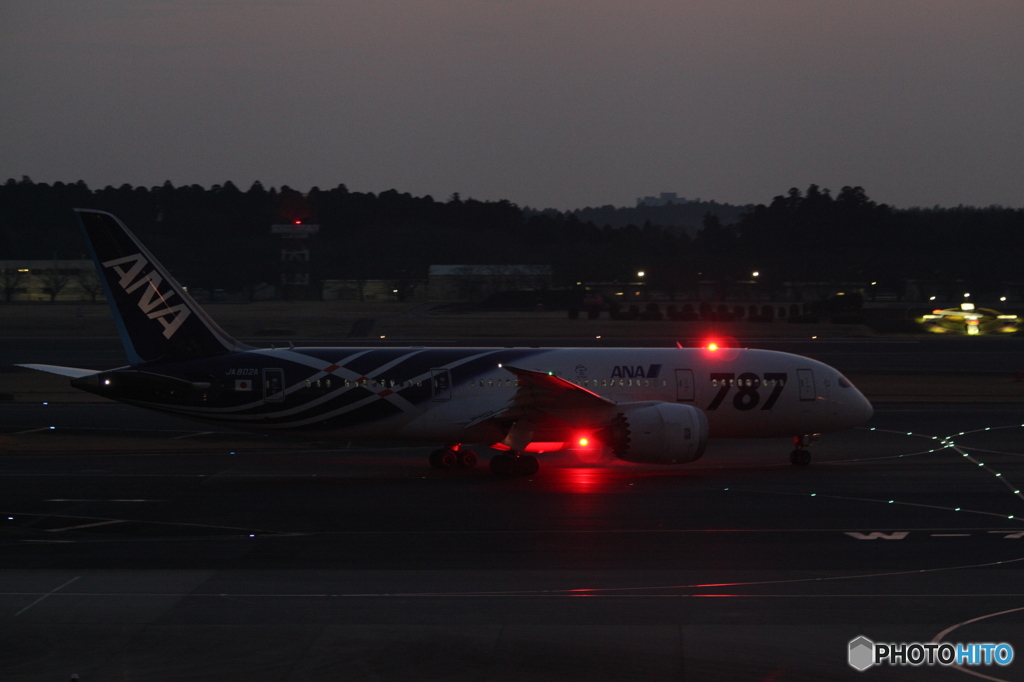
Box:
[16,364,100,378]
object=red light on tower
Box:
[293,220,301,225]
[707,342,719,352]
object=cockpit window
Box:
[838,376,852,388]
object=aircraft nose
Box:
[860,393,874,423]
[834,372,873,427]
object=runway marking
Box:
[845,531,908,540]
[13,576,79,616]
[11,556,1020,603]
[951,444,1024,503]
[4,511,291,536]
[171,431,215,440]
[958,447,1024,458]
[6,591,1024,600]
[46,519,125,532]
[44,499,160,503]
[723,487,1024,525]
[13,427,52,435]
[931,605,1024,682]
[6,507,1022,540]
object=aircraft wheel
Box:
[489,454,512,475]
[439,449,459,469]
[430,447,460,470]
[457,449,478,469]
[790,449,811,466]
[519,454,540,476]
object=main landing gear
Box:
[489,452,540,477]
[429,445,478,470]
[789,434,819,466]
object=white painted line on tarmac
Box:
[46,519,125,532]
[44,499,160,503]
[931,605,1024,682]
[13,427,51,435]
[13,576,79,616]
[171,431,214,440]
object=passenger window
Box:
[316,379,321,388]
[644,379,650,387]
[326,379,331,388]
[305,380,311,388]
[488,379,494,387]
[661,379,667,387]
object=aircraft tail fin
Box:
[75,209,249,365]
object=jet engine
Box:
[601,402,709,464]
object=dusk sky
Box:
[2,1,1022,209]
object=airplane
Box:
[19,209,874,475]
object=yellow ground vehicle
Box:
[917,303,1019,335]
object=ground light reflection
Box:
[549,466,616,494]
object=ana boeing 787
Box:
[20,210,873,475]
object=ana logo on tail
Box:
[102,253,192,339]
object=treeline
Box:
[1,177,1023,295]
[532,199,753,234]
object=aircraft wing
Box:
[16,364,100,378]
[466,364,616,432]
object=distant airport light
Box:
[930,296,936,301]
[1001,296,1008,302]
[961,303,975,311]
[871,281,877,285]
[637,271,645,277]
[964,293,971,298]
[752,271,759,277]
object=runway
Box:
[2,402,1024,680]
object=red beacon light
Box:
[706,342,719,352]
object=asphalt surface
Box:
[2,401,1024,681]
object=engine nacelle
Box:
[603,402,709,464]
